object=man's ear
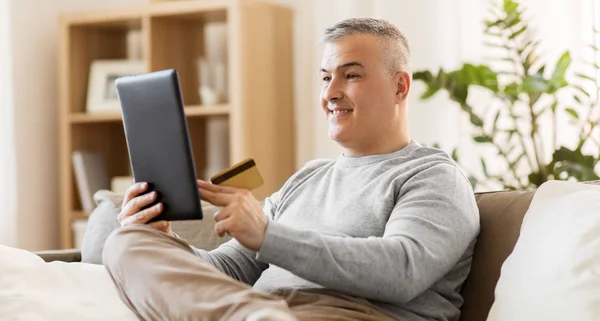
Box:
[394,71,411,103]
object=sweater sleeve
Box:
[187,193,280,285]
[255,164,479,304]
[190,240,267,286]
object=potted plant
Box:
[414,0,600,190]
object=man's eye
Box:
[322,76,331,82]
[347,74,359,79]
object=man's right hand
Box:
[117,182,172,235]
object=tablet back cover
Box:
[116,69,202,222]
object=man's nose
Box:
[322,77,343,101]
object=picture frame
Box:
[86,59,146,113]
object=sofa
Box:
[32,180,600,321]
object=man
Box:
[104,17,480,321]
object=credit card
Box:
[210,157,264,190]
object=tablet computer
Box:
[116,69,203,222]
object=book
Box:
[72,150,110,214]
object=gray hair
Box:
[321,17,411,75]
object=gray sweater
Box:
[194,141,480,321]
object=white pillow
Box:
[487,180,600,321]
[0,244,137,320]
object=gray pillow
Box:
[81,190,231,264]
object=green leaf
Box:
[481,158,489,176]
[468,176,479,189]
[451,148,459,162]
[420,85,442,100]
[528,172,545,187]
[504,0,519,13]
[470,114,484,127]
[550,101,558,113]
[576,72,596,83]
[530,92,543,106]
[553,51,572,77]
[505,14,522,28]
[473,135,493,143]
[519,40,540,56]
[524,48,537,67]
[548,147,600,181]
[548,51,571,92]
[485,19,504,28]
[573,95,583,104]
[522,75,549,94]
[532,64,545,77]
[565,108,579,120]
[509,25,527,39]
[459,103,472,114]
[450,85,469,104]
[503,82,521,98]
[458,64,499,91]
[573,84,591,98]
[492,109,501,132]
[413,70,434,83]
[413,70,442,100]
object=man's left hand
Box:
[197,180,267,251]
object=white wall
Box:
[4,0,144,250]
[0,0,17,248]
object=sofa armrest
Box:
[34,249,82,263]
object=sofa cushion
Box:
[487,180,600,321]
[459,188,535,321]
[0,244,137,320]
[81,190,231,264]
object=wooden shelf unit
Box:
[58,0,295,249]
[69,105,230,123]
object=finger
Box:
[197,180,239,194]
[148,220,169,232]
[213,208,232,222]
[198,188,234,207]
[214,218,231,237]
[121,203,163,226]
[122,182,148,208]
[123,191,157,218]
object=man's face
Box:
[320,34,408,153]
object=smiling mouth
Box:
[329,109,353,115]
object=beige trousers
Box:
[103,225,398,321]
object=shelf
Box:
[185,104,230,117]
[69,104,230,123]
[60,7,144,28]
[71,211,89,221]
[59,0,232,27]
[69,112,122,123]
[149,0,231,17]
